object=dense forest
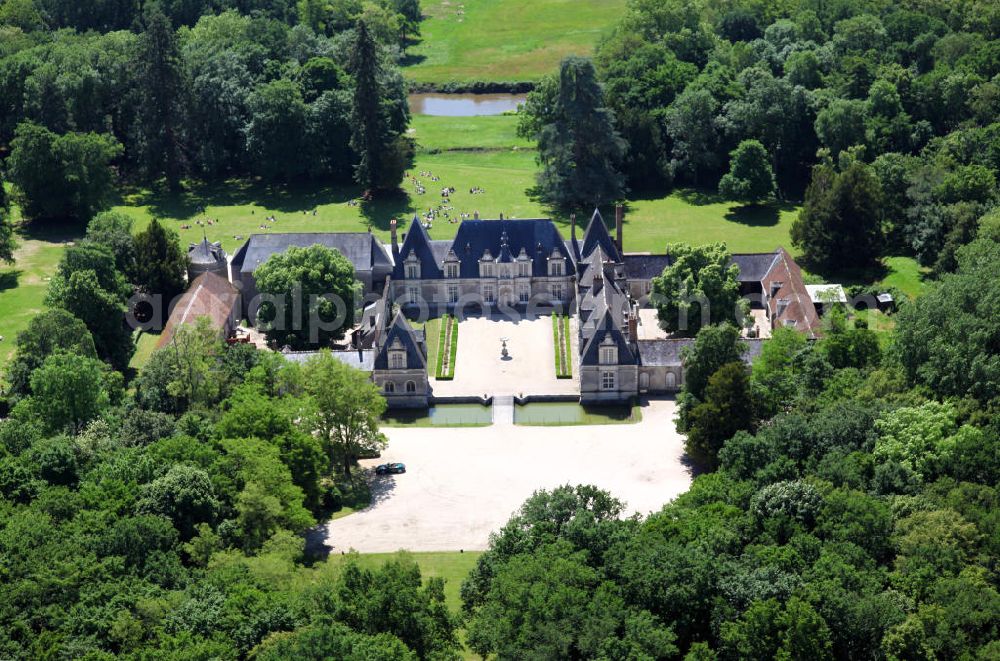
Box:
[0,0,416,228]
[519,0,999,272]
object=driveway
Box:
[429,313,580,397]
[323,398,691,553]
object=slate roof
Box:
[392,217,443,279]
[157,272,239,349]
[637,338,765,367]
[637,339,692,366]
[231,232,392,276]
[434,218,574,279]
[579,257,629,333]
[189,237,227,265]
[620,250,781,284]
[730,252,780,282]
[280,349,376,371]
[580,309,635,366]
[373,311,427,370]
[623,254,673,281]
[576,209,622,263]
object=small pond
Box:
[408,93,527,116]
[513,402,639,426]
[383,403,493,427]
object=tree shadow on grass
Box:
[0,270,21,292]
[122,179,365,220]
[18,219,84,244]
[675,188,727,206]
[122,179,420,231]
[796,254,891,286]
[361,188,418,231]
[399,52,427,67]
[724,204,781,227]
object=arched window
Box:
[405,381,416,393]
[384,382,395,393]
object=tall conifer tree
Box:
[138,6,186,190]
[536,57,626,210]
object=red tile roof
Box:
[157,272,240,349]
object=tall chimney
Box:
[570,213,576,243]
[390,218,399,253]
[615,204,624,252]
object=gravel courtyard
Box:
[323,398,691,553]
[429,313,580,397]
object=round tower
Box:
[188,236,228,281]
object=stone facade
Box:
[221,210,820,409]
[371,311,431,408]
[389,217,576,314]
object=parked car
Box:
[375,462,406,475]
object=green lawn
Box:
[411,114,533,152]
[880,256,930,299]
[0,223,81,370]
[404,0,626,85]
[413,317,443,371]
[623,191,802,255]
[118,116,806,258]
[324,550,481,612]
[129,330,161,372]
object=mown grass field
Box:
[120,115,803,257]
[404,0,626,85]
[0,200,80,368]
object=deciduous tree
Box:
[718,139,776,205]
[5,308,97,398]
[254,244,360,349]
[7,121,122,223]
[651,243,747,336]
[19,351,113,433]
[302,351,386,476]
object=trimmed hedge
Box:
[553,314,572,378]
[435,315,458,380]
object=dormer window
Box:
[776,298,790,316]
[446,263,459,278]
[599,337,618,365]
[404,254,420,279]
[770,281,783,296]
[480,249,495,278]
[548,256,565,277]
[517,249,532,277]
[388,340,407,369]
